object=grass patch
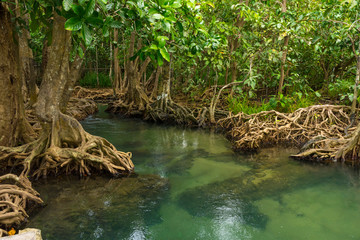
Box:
[228,94,315,115]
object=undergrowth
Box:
[78,72,112,88]
[228,94,316,114]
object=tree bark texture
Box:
[0,3,33,147]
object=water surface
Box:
[27,106,360,240]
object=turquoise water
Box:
[27,106,360,239]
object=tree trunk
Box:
[158,56,172,110]
[109,32,113,82]
[0,3,34,147]
[124,31,150,110]
[0,13,133,177]
[95,45,99,87]
[277,0,289,96]
[351,56,360,115]
[114,29,121,90]
[16,9,36,104]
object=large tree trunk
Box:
[1,12,133,178]
[108,31,150,114]
[15,0,36,105]
[0,3,34,147]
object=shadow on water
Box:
[28,175,169,240]
[176,148,356,230]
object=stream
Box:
[27,106,360,240]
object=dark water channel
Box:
[27,106,360,239]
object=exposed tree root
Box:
[218,105,354,151]
[73,86,120,101]
[0,113,134,178]
[144,99,228,127]
[66,97,98,121]
[0,174,43,236]
[25,97,98,136]
[292,122,360,165]
[106,98,147,117]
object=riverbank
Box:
[75,87,358,166]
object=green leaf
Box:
[62,0,73,11]
[171,0,182,8]
[176,21,183,34]
[85,0,96,18]
[148,8,159,15]
[165,16,177,22]
[160,47,170,62]
[156,36,169,48]
[204,1,215,8]
[82,24,92,46]
[86,16,103,26]
[151,13,164,20]
[78,46,84,58]
[71,5,85,16]
[98,0,107,4]
[150,44,158,50]
[64,17,82,31]
[98,0,107,11]
[157,53,164,66]
[103,25,109,37]
[79,0,86,5]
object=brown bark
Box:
[150,66,162,100]
[158,56,172,110]
[351,56,360,115]
[123,31,150,110]
[0,3,34,147]
[114,29,122,90]
[348,35,360,115]
[277,0,289,96]
[2,12,134,177]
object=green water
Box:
[27,106,360,240]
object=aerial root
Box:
[218,105,354,151]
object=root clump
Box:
[0,174,43,237]
[218,105,353,151]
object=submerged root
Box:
[218,105,353,151]
[0,174,43,235]
[0,113,133,178]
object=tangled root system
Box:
[218,105,353,151]
[0,174,43,236]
